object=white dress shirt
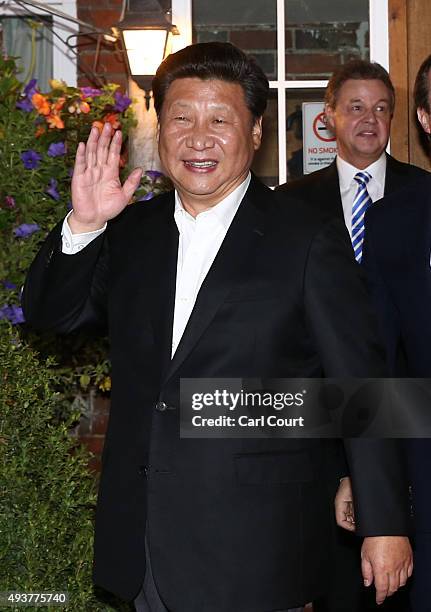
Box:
[61,173,251,356]
[336,153,386,237]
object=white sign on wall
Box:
[302,102,337,174]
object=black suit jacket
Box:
[275,154,428,223]
[363,173,431,377]
[22,177,410,611]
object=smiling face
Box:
[158,77,262,215]
[325,79,393,169]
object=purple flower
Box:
[0,304,25,325]
[80,86,102,98]
[46,178,60,201]
[24,78,38,96]
[114,91,132,112]
[16,97,34,112]
[13,223,40,238]
[141,191,155,201]
[145,170,163,181]
[21,150,42,170]
[47,142,66,157]
[4,196,15,209]
[66,200,73,211]
[2,280,17,290]
[17,79,38,112]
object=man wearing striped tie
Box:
[276,60,428,612]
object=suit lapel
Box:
[406,187,431,273]
[384,154,406,195]
[163,177,267,384]
[321,161,344,220]
[145,193,179,380]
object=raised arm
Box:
[22,123,143,333]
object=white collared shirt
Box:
[337,153,387,236]
[61,173,251,356]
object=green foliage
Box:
[0,325,101,610]
[0,55,170,392]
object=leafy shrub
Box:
[0,325,100,610]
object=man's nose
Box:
[363,109,378,123]
[186,124,215,150]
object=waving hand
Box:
[70,122,143,233]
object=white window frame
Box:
[0,0,78,86]
[172,0,389,184]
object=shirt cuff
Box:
[61,211,107,255]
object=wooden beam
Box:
[388,0,409,162]
[407,0,431,169]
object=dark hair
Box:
[324,59,395,112]
[414,54,431,112]
[152,42,269,120]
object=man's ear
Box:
[417,107,431,134]
[252,117,263,150]
[324,103,336,136]
[156,122,160,142]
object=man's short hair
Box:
[324,59,395,113]
[152,42,269,121]
[414,54,431,113]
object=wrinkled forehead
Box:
[159,76,255,122]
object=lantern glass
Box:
[123,28,168,76]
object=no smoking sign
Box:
[302,102,337,174]
[312,112,336,143]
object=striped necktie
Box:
[351,171,372,263]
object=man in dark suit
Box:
[362,53,431,612]
[22,43,412,612]
[276,60,427,247]
[277,60,428,612]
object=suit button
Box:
[138,465,148,476]
[155,401,167,411]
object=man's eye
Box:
[175,115,188,121]
[213,118,225,124]
[351,105,362,111]
[376,106,388,113]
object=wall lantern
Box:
[116,0,179,109]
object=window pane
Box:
[285,89,333,183]
[1,17,53,91]
[285,0,369,79]
[192,0,277,79]
[252,90,278,187]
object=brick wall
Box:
[195,22,369,79]
[77,0,128,90]
[73,391,110,472]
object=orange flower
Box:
[92,120,104,134]
[53,97,66,112]
[32,93,51,116]
[104,113,121,130]
[35,125,46,138]
[46,113,65,129]
[79,101,91,114]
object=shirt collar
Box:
[336,152,386,192]
[174,172,251,230]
